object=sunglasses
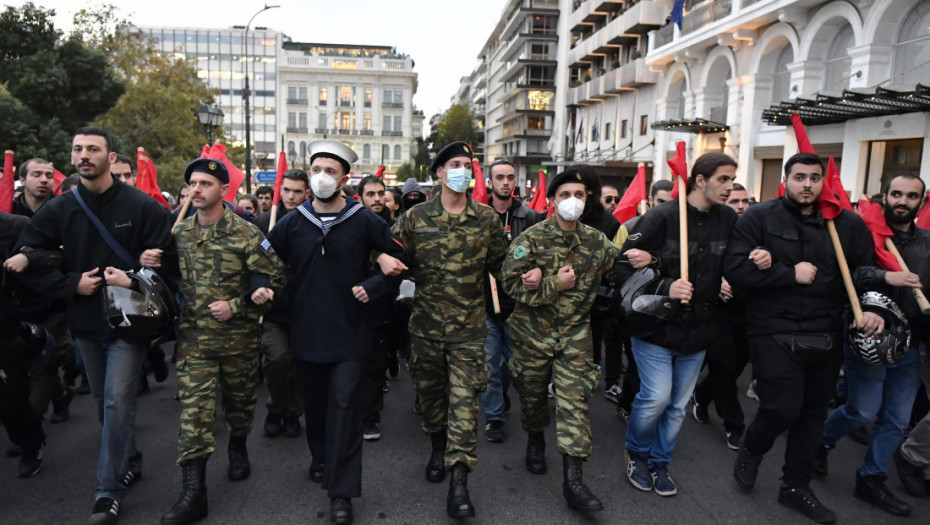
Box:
[604,196,620,204]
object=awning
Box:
[762,84,930,126]
[651,118,728,134]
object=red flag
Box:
[791,113,815,154]
[53,169,66,195]
[272,152,287,206]
[818,165,846,220]
[201,145,211,157]
[471,158,488,205]
[528,170,548,213]
[916,191,930,230]
[857,199,902,271]
[826,156,852,213]
[614,164,646,223]
[374,165,385,178]
[202,143,245,202]
[1,150,13,213]
[136,148,171,209]
[668,141,688,199]
[776,182,786,197]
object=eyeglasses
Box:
[603,196,620,204]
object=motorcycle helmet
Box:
[620,267,678,337]
[847,291,910,366]
[104,267,177,345]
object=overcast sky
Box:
[27,0,506,119]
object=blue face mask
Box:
[444,167,472,194]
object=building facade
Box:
[277,42,419,177]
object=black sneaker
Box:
[894,444,927,497]
[264,412,283,438]
[50,386,75,424]
[733,444,763,491]
[484,420,504,443]
[725,428,743,451]
[691,392,709,424]
[282,416,302,438]
[86,497,120,525]
[778,485,836,524]
[16,445,43,478]
[854,472,912,516]
[363,422,382,441]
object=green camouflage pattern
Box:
[503,215,618,457]
[408,335,486,471]
[392,197,508,343]
[173,207,286,462]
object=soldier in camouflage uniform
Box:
[503,169,619,512]
[392,141,508,518]
[156,158,285,525]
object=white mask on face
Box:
[310,172,340,200]
[444,167,472,194]
[556,196,585,222]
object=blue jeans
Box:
[481,316,512,421]
[822,344,921,476]
[626,337,705,465]
[76,337,146,501]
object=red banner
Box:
[0,150,13,213]
[614,164,646,223]
[136,148,171,209]
[272,152,287,206]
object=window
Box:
[528,116,545,130]
[288,112,296,128]
[298,112,307,129]
[340,112,352,130]
[394,116,402,133]
[364,114,371,130]
[364,89,372,107]
[319,87,328,105]
[639,115,648,135]
[287,141,296,156]
[382,144,390,161]
[621,119,628,139]
[339,86,352,104]
[288,86,297,99]
[605,122,611,140]
[383,116,391,131]
[363,144,371,159]
[299,141,307,157]
[530,43,549,58]
[394,91,402,105]
[318,112,327,129]
[383,90,393,103]
[394,145,401,160]
[298,86,307,100]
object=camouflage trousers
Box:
[176,344,260,463]
[509,336,600,458]
[409,335,487,471]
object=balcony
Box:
[314,127,327,134]
[286,98,308,105]
[618,57,657,87]
[286,127,308,133]
[682,0,732,35]
[621,0,665,35]
[319,100,328,106]
[569,0,610,33]
[364,101,372,107]
[382,131,403,137]
[653,22,674,49]
[359,129,374,136]
[382,102,404,109]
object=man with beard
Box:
[815,173,927,516]
[600,185,620,215]
[358,175,393,224]
[255,186,273,213]
[14,127,177,525]
[481,159,541,443]
[111,155,135,188]
[727,152,885,524]
[266,140,406,524]
[392,141,508,517]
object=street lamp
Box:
[196,103,225,144]
[243,3,280,194]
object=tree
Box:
[436,104,479,154]
[395,162,415,183]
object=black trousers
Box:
[694,323,750,432]
[591,307,622,385]
[743,334,842,488]
[297,359,367,499]
[1,365,46,455]
[361,325,391,425]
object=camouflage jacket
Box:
[174,207,286,350]
[503,215,619,351]
[392,196,508,343]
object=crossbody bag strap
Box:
[70,186,137,269]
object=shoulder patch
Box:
[513,245,527,259]
[261,239,271,251]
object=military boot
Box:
[562,455,604,512]
[446,463,475,518]
[161,457,208,525]
[425,430,446,482]
[525,432,546,474]
[227,435,251,481]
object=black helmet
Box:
[620,267,678,338]
[104,267,177,345]
[847,292,910,366]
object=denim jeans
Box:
[822,344,921,477]
[625,337,705,465]
[76,337,146,501]
[481,316,512,422]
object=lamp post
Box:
[243,4,280,194]
[196,103,225,144]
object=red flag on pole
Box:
[52,169,66,195]
[202,143,245,202]
[136,148,171,209]
[791,113,816,154]
[374,165,385,178]
[471,158,488,205]
[776,182,786,197]
[528,170,548,213]
[614,164,646,223]
[1,150,14,213]
[857,199,902,271]
[272,151,287,206]
[916,191,930,230]
[668,141,688,199]
[826,156,852,212]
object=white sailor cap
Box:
[308,139,358,173]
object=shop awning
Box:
[651,118,729,134]
[762,84,930,126]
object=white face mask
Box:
[556,196,585,222]
[311,172,340,200]
[444,167,471,194]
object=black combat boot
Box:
[227,435,251,481]
[525,432,546,474]
[161,457,208,525]
[562,455,604,512]
[446,463,475,517]
[425,430,446,482]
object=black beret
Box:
[547,169,585,198]
[184,158,229,184]
[430,141,474,173]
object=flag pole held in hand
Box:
[884,238,930,315]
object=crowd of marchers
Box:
[1,126,930,525]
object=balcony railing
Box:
[682,0,732,35]
[382,130,403,136]
[359,129,374,136]
[286,98,308,105]
[654,22,674,48]
[314,127,327,133]
[382,102,404,108]
[319,100,327,106]
[286,127,308,133]
[339,100,352,107]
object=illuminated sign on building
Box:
[332,61,359,70]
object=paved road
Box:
[2,360,928,524]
